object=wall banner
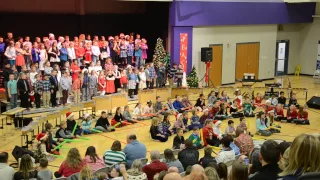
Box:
[180,33,188,72]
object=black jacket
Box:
[3,67,12,82]
[49,75,58,91]
[249,163,282,180]
[199,155,217,168]
[178,147,199,170]
[17,79,30,93]
[66,119,80,132]
[95,117,110,128]
[173,135,185,150]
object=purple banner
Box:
[170,2,315,27]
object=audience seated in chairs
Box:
[178,139,199,170]
[142,150,167,180]
[163,149,184,173]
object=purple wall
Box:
[170,26,193,73]
[169,1,316,73]
[171,2,316,26]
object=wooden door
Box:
[209,45,223,86]
[236,43,260,80]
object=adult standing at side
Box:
[123,134,147,168]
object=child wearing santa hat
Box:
[213,120,223,140]
[56,121,74,139]
[36,133,58,159]
[66,112,82,137]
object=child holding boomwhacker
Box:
[66,112,83,137]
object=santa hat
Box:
[213,120,222,127]
[108,36,114,41]
[120,33,125,37]
[177,113,183,120]
[49,33,55,38]
[36,133,47,141]
[66,112,74,119]
[83,113,90,119]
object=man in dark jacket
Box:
[249,140,282,180]
[49,70,58,107]
[178,139,199,170]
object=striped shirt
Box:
[175,68,183,79]
[168,67,177,79]
[42,80,51,92]
[103,150,126,167]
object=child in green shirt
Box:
[189,127,203,149]
[243,97,255,117]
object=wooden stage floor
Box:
[0,75,320,171]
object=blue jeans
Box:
[127,56,133,65]
[9,59,15,66]
[135,56,142,68]
[77,58,82,66]
[83,129,93,135]
[92,55,98,65]
[10,94,18,109]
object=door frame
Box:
[275,40,290,76]
[209,44,223,86]
[235,42,260,80]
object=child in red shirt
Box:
[275,104,285,121]
[120,70,128,90]
[287,105,298,123]
[297,106,310,125]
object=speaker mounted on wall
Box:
[201,47,213,62]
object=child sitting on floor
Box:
[243,97,255,117]
[182,111,189,128]
[173,128,185,150]
[287,105,298,123]
[289,93,299,108]
[275,104,286,121]
[44,123,60,155]
[66,112,82,137]
[189,127,203,149]
[296,105,310,125]
[36,133,56,161]
[230,100,244,118]
[133,103,149,120]
[256,112,272,136]
[189,110,203,130]
[122,105,137,124]
[95,111,115,132]
[174,113,187,133]
[225,120,236,136]
[82,113,95,134]
[112,107,133,127]
[216,102,230,120]
[56,121,74,139]
[213,120,223,140]
[158,113,173,136]
[265,100,275,125]
[237,117,248,133]
[150,117,168,142]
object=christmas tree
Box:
[153,38,167,68]
[162,52,171,74]
[187,66,199,88]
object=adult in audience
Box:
[188,165,207,180]
[279,134,320,180]
[248,148,262,178]
[249,140,281,180]
[178,139,199,170]
[155,171,168,180]
[0,152,15,180]
[123,134,147,168]
[199,147,217,168]
[167,167,179,173]
[163,172,182,180]
[104,140,126,167]
[126,159,147,179]
[163,149,184,173]
[14,154,38,180]
[278,141,291,156]
[215,136,235,164]
[83,146,105,171]
[109,164,127,180]
[143,150,167,180]
[55,148,86,178]
[234,127,254,155]
[279,147,290,171]
[217,163,228,180]
[229,161,248,180]
[204,167,220,180]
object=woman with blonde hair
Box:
[279,134,320,179]
[79,165,95,180]
[13,154,38,179]
[204,167,220,180]
[229,161,248,180]
[126,159,147,180]
[150,117,168,142]
[279,147,290,171]
[54,148,86,178]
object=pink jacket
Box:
[83,155,105,172]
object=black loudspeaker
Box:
[201,47,213,62]
[307,96,320,109]
[12,146,34,162]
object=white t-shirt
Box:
[0,163,15,180]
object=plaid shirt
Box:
[33,80,43,94]
[149,67,155,78]
[42,80,51,92]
